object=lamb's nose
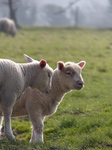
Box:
[45,87,51,94]
[76,80,84,87]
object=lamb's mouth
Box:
[74,84,84,90]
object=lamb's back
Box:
[0,59,24,96]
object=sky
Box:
[39,0,108,7]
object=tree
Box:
[0,0,20,27]
[54,0,80,14]
[42,4,70,26]
[0,0,21,27]
[53,0,81,27]
[0,0,38,27]
[108,0,112,12]
[70,6,80,26]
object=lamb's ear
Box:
[78,61,86,69]
[24,54,34,62]
[39,59,46,68]
[57,61,64,70]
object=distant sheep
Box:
[0,60,86,142]
[0,18,16,36]
[0,54,53,140]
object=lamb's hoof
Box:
[29,139,44,143]
[29,139,33,143]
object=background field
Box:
[0,27,112,150]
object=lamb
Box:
[0,18,16,37]
[0,54,53,140]
[0,60,86,142]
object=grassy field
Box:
[0,27,112,149]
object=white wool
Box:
[0,60,86,142]
[0,54,53,140]
[0,61,85,142]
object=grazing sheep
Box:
[0,60,86,142]
[0,54,53,140]
[0,18,16,37]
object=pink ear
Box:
[39,60,46,68]
[78,61,86,69]
[57,61,64,70]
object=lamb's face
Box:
[37,65,53,94]
[57,61,86,92]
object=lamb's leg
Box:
[2,106,15,139]
[30,126,35,142]
[0,116,3,130]
[30,122,44,143]
[34,126,43,143]
[0,116,4,136]
[1,94,17,140]
[28,110,44,143]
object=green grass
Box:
[1,27,112,149]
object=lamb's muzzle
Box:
[75,80,84,90]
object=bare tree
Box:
[54,0,80,14]
[108,0,112,13]
[0,0,21,27]
[9,0,19,27]
[42,4,70,26]
[53,0,81,27]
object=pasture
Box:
[0,27,112,149]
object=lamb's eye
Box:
[48,74,50,78]
[66,71,71,76]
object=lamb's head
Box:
[37,62,53,93]
[57,61,86,92]
[24,54,53,93]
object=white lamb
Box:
[0,60,86,142]
[0,54,53,140]
[0,18,16,37]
